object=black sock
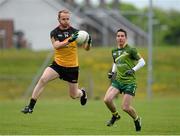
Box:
[28,98,36,109]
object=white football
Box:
[76,30,89,46]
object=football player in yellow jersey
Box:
[21,9,92,114]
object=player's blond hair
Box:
[58,9,70,19]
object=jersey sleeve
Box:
[71,27,79,35]
[129,47,141,60]
[50,30,58,41]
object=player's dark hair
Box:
[117,28,127,37]
[58,9,70,19]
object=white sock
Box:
[134,116,139,121]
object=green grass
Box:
[0,49,50,100]
[0,47,180,134]
[1,46,180,100]
[0,98,180,135]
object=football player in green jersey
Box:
[104,28,145,131]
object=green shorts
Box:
[111,80,137,96]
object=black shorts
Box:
[49,61,79,83]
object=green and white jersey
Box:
[112,44,141,84]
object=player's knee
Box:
[104,97,111,104]
[121,105,130,112]
[39,77,48,85]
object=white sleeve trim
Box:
[132,58,146,72]
[112,63,117,73]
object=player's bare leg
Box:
[68,82,87,105]
[104,86,121,126]
[21,67,59,114]
[32,67,59,99]
[121,94,141,131]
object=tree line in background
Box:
[107,2,180,46]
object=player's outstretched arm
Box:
[51,37,69,49]
[51,32,78,49]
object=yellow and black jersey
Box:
[50,26,79,67]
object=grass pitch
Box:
[0,46,180,134]
[0,98,180,135]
